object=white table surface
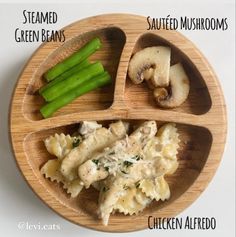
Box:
[0,1,235,236]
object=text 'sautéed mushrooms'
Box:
[128,46,171,87]
[154,63,190,108]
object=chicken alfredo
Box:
[41,120,180,225]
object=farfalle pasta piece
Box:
[40,159,63,182]
[158,123,180,158]
[143,123,179,174]
[158,123,180,174]
[139,176,170,201]
[44,133,76,160]
[63,179,83,198]
[40,159,83,198]
[143,137,162,160]
[114,187,151,215]
[144,123,179,159]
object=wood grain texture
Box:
[10,14,227,232]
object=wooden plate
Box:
[10,14,227,232]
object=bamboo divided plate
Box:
[10,14,227,232]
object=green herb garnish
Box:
[131,155,142,161]
[92,159,99,165]
[104,166,109,172]
[123,160,133,167]
[121,170,128,174]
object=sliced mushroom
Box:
[128,46,171,87]
[154,63,190,108]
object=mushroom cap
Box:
[154,63,190,108]
[128,46,171,87]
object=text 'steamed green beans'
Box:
[40,71,111,118]
[39,59,90,94]
[44,38,101,82]
[41,62,104,102]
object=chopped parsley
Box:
[131,155,142,161]
[92,159,99,165]
[121,170,128,174]
[123,160,133,167]
[104,166,109,172]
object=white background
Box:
[0,1,235,236]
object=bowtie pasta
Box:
[41,120,180,226]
